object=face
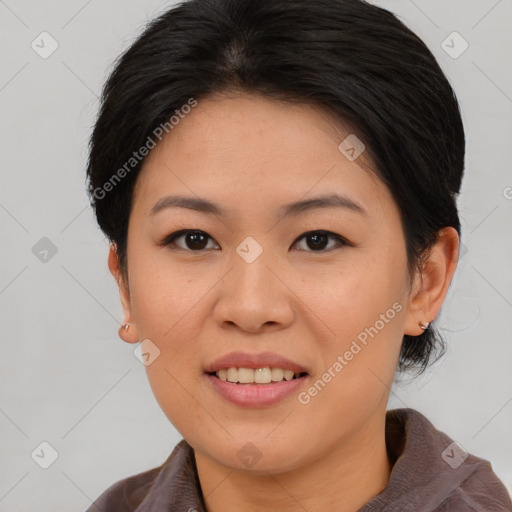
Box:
[111,93,446,474]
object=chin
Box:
[193,433,313,475]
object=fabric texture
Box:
[86,408,512,512]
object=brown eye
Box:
[162,229,348,253]
[292,231,348,252]
[163,230,219,251]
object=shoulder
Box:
[85,440,202,512]
[436,460,512,511]
[360,408,512,512]
[85,464,163,512]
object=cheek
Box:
[128,250,214,339]
[300,276,405,425]
[145,361,207,439]
[313,251,404,328]
[127,251,215,410]
[306,252,407,387]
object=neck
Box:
[194,412,392,512]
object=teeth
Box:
[215,367,303,384]
[238,368,254,383]
[271,368,283,381]
[283,369,294,381]
[227,367,238,383]
[255,367,271,383]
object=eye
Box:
[292,230,349,252]
[162,230,219,251]
[161,229,349,253]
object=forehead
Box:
[133,93,392,218]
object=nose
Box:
[212,251,295,334]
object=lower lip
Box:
[206,374,308,407]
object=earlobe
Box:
[403,227,460,336]
[118,321,139,344]
[404,269,432,336]
[108,244,140,344]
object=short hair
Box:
[86,0,465,375]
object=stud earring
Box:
[419,321,430,330]
[123,323,130,331]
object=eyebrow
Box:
[150,193,367,219]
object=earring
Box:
[419,321,430,330]
[123,323,130,331]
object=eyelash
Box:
[160,229,350,253]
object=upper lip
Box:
[205,351,309,374]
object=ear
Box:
[108,244,139,344]
[404,227,460,336]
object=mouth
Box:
[204,352,310,406]
[207,367,309,384]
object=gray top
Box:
[86,408,512,511]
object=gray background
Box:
[0,0,511,510]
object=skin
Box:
[108,92,459,512]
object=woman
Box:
[85,0,512,510]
